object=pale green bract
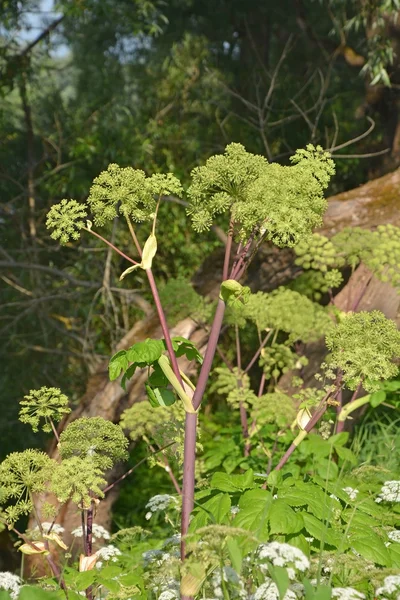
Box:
[19,386,71,433]
[46,199,87,245]
[187,142,334,246]
[326,310,400,391]
[87,164,183,226]
[58,417,129,471]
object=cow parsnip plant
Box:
[2,143,400,600]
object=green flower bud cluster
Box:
[324,269,344,290]
[364,224,400,287]
[19,387,71,433]
[158,277,214,326]
[331,227,375,270]
[210,366,257,409]
[244,288,333,343]
[246,145,334,247]
[293,387,327,410]
[87,164,183,226]
[259,344,308,380]
[294,234,343,272]
[46,199,87,245]
[187,143,268,233]
[288,270,329,301]
[50,457,106,509]
[120,401,187,464]
[0,450,53,526]
[325,310,400,391]
[251,391,297,429]
[187,143,334,246]
[58,416,128,471]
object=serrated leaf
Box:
[189,493,231,530]
[234,489,272,538]
[148,362,169,387]
[350,533,392,566]
[335,445,357,465]
[268,500,304,534]
[302,513,339,547]
[108,350,128,381]
[170,337,203,364]
[121,363,137,391]
[210,469,254,493]
[126,339,164,365]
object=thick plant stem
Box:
[222,221,234,280]
[336,378,365,433]
[180,298,226,568]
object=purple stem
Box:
[244,330,273,374]
[85,228,139,266]
[222,221,234,281]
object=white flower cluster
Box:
[252,580,297,600]
[376,575,400,597]
[71,523,110,542]
[231,505,240,515]
[331,587,365,599]
[163,534,181,547]
[142,549,174,567]
[256,542,310,579]
[0,572,22,600]
[40,522,65,535]
[211,566,247,599]
[342,487,359,501]
[153,578,180,600]
[96,544,121,562]
[376,481,400,503]
[145,494,178,520]
[388,530,400,543]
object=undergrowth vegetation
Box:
[0,144,400,600]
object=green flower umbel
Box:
[46,199,87,245]
[326,310,400,391]
[19,387,71,433]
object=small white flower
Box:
[0,572,22,600]
[38,522,65,535]
[91,524,110,540]
[376,481,400,503]
[95,544,121,563]
[376,575,400,596]
[145,512,152,520]
[388,530,400,543]
[256,542,309,579]
[253,579,297,600]
[331,587,365,599]
[329,494,339,502]
[230,506,240,515]
[163,534,181,547]
[158,592,179,600]
[145,494,178,514]
[342,487,359,501]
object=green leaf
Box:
[303,579,332,600]
[234,489,272,538]
[210,469,254,493]
[145,384,176,407]
[170,337,203,364]
[0,592,12,600]
[334,445,357,465]
[121,363,137,391]
[19,588,62,600]
[127,339,164,365]
[269,500,304,535]
[328,432,349,447]
[370,390,386,407]
[148,362,169,387]
[108,350,128,381]
[71,571,96,591]
[389,543,400,568]
[302,513,339,547]
[226,537,242,574]
[190,493,231,530]
[350,534,392,566]
[268,564,289,599]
